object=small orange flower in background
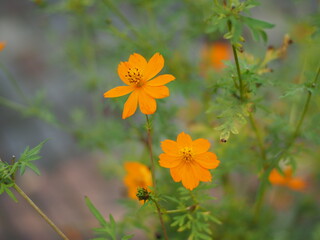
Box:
[159,132,220,190]
[104,53,175,119]
[201,41,231,73]
[269,167,306,191]
[124,162,153,201]
[0,42,6,51]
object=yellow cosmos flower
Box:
[104,53,175,119]
[0,42,6,51]
[269,167,306,191]
[123,162,153,201]
[159,132,220,190]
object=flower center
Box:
[125,68,143,86]
[180,147,193,162]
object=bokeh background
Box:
[1,0,320,240]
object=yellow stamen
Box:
[125,67,143,86]
[180,147,193,162]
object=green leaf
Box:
[4,185,18,202]
[18,140,48,176]
[109,214,116,231]
[25,163,41,175]
[85,196,108,227]
[242,16,274,42]
[121,234,134,240]
[242,16,274,29]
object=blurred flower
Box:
[0,42,6,51]
[123,162,153,201]
[159,132,220,190]
[104,53,175,119]
[269,167,306,191]
[201,41,231,73]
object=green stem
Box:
[145,115,168,239]
[145,114,156,190]
[0,62,29,103]
[248,113,267,162]
[13,183,71,240]
[0,96,25,112]
[228,21,244,101]
[254,65,320,216]
[102,0,141,39]
[164,205,197,214]
[153,200,169,240]
[232,44,244,101]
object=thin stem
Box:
[228,21,244,101]
[164,205,197,214]
[0,62,29,103]
[145,115,168,239]
[153,200,169,240]
[145,114,156,190]
[13,183,71,240]
[231,45,244,101]
[254,65,320,216]
[248,113,267,162]
[102,0,141,39]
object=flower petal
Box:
[146,74,175,86]
[192,139,211,154]
[0,42,6,51]
[287,178,306,191]
[191,163,212,182]
[118,61,131,85]
[181,163,200,190]
[269,169,287,185]
[177,132,193,148]
[104,86,134,98]
[193,152,220,169]
[122,91,139,119]
[144,53,164,80]
[161,140,180,156]
[159,153,182,168]
[128,53,147,70]
[170,166,182,182]
[143,85,169,99]
[138,89,157,115]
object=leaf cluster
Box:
[0,140,46,202]
[164,187,221,240]
[206,0,274,44]
[85,196,134,240]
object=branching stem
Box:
[254,65,320,216]
[228,21,244,101]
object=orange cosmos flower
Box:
[159,132,220,190]
[0,42,6,51]
[123,162,153,201]
[104,53,175,119]
[269,167,306,191]
[201,41,231,73]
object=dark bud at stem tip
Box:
[155,233,162,239]
[136,187,151,202]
